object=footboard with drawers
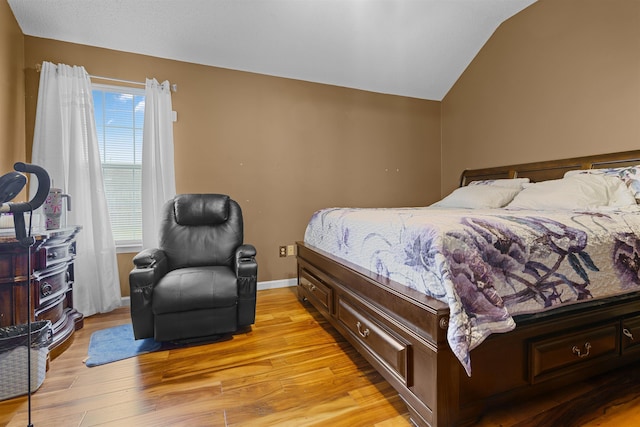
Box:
[297,242,640,426]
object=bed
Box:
[296,150,640,427]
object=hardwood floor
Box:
[1,286,639,426]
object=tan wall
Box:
[0,2,25,173]
[116,252,134,295]
[9,0,639,298]
[23,37,442,295]
[441,0,640,195]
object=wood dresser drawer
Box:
[622,316,640,353]
[337,297,410,385]
[34,263,70,307]
[41,241,76,269]
[299,270,332,315]
[35,294,67,328]
[529,322,619,384]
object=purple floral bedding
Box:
[304,206,640,375]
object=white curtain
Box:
[31,61,121,316]
[141,78,176,249]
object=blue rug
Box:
[84,324,162,367]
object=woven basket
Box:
[0,321,52,401]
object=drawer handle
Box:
[306,283,317,292]
[41,282,53,297]
[572,342,592,358]
[623,328,635,341]
[356,321,370,338]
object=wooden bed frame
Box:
[296,150,640,427]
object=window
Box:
[92,84,145,248]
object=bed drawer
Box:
[299,270,332,315]
[622,316,640,353]
[529,322,619,384]
[337,297,409,384]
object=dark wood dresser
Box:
[0,226,83,358]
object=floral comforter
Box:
[304,206,640,376]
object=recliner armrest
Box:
[129,248,169,339]
[235,244,257,278]
[130,247,169,298]
[235,244,257,328]
[132,248,168,269]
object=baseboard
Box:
[258,278,297,291]
[119,278,297,307]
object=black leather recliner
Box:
[129,194,257,341]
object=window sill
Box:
[116,242,143,254]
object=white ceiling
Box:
[8,0,536,101]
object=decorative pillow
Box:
[468,178,530,189]
[506,173,636,210]
[565,165,640,202]
[432,185,521,209]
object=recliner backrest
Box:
[159,194,244,270]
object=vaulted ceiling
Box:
[8,0,537,100]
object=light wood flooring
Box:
[1,286,640,426]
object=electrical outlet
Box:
[279,246,287,257]
[287,245,296,257]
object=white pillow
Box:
[506,174,635,210]
[608,177,639,206]
[565,167,640,202]
[432,185,521,209]
[468,178,530,189]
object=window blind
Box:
[92,84,145,244]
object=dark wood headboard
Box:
[460,150,640,186]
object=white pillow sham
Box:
[468,178,530,189]
[432,185,521,209]
[506,173,636,210]
[565,166,640,202]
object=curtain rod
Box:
[34,63,178,92]
[91,74,145,87]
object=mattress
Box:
[304,205,640,375]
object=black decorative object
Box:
[0,162,51,427]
